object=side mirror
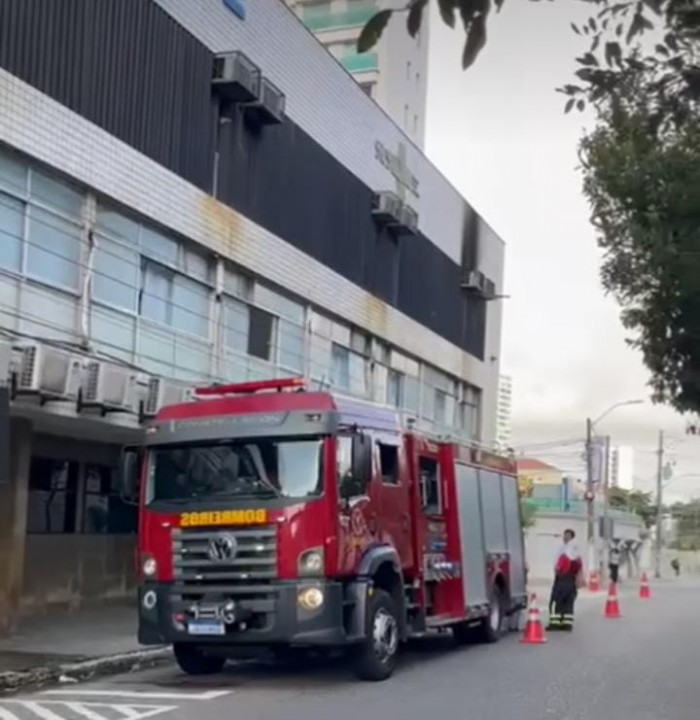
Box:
[120,446,143,506]
[351,433,372,490]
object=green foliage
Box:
[608,487,657,527]
[669,500,700,550]
[520,498,538,529]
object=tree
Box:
[360,1,700,411]
[608,487,657,527]
[520,498,538,529]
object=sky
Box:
[422,0,700,501]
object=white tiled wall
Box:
[154,0,500,268]
[0,61,499,442]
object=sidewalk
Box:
[0,603,170,694]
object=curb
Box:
[0,647,173,696]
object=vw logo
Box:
[208,532,238,563]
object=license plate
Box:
[187,620,225,636]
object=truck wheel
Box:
[478,585,504,644]
[353,589,400,682]
[173,643,225,675]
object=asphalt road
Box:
[2,579,697,720]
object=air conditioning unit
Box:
[371,191,402,225]
[461,270,497,300]
[398,203,419,235]
[482,277,497,301]
[81,360,138,413]
[15,344,83,401]
[212,51,261,103]
[246,77,286,126]
[142,377,193,419]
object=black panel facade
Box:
[0,0,488,360]
[0,0,216,191]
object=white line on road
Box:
[1,701,176,720]
[41,690,231,701]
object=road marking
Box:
[0,701,175,720]
[41,690,231,701]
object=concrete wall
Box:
[525,510,645,581]
[20,535,136,616]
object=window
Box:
[140,261,172,325]
[92,236,139,311]
[0,192,23,273]
[279,319,305,373]
[26,207,82,290]
[337,435,371,499]
[386,369,403,408]
[407,60,412,80]
[331,343,350,389]
[149,439,323,502]
[139,261,209,337]
[419,456,440,514]
[83,464,137,534]
[26,458,79,534]
[248,306,276,361]
[378,443,399,485]
[172,275,209,337]
[224,296,249,352]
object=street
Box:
[1,581,696,720]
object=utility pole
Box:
[601,435,611,572]
[585,417,595,576]
[654,430,664,579]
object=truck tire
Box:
[173,643,226,675]
[352,588,400,681]
[477,585,505,644]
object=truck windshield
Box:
[147,438,323,503]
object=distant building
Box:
[286,0,429,148]
[517,458,563,496]
[609,446,634,491]
[495,374,512,450]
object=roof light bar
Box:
[194,377,306,397]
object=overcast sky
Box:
[422,0,700,501]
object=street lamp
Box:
[585,399,644,577]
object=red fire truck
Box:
[125,378,527,681]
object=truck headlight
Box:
[298,547,324,577]
[142,556,157,578]
[298,586,324,611]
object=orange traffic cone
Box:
[588,570,601,592]
[520,594,547,644]
[639,572,651,599]
[604,582,622,618]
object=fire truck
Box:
[125,377,527,681]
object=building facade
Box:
[495,374,512,450]
[286,0,429,147]
[610,446,634,491]
[0,0,504,632]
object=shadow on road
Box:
[134,632,490,690]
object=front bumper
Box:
[138,581,348,647]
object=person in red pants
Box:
[548,529,583,632]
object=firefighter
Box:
[548,528,583,632]
[608,538,622,584]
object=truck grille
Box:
[172,525,277,589]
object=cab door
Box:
[375,436,414,570]
[336,432,381,574]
